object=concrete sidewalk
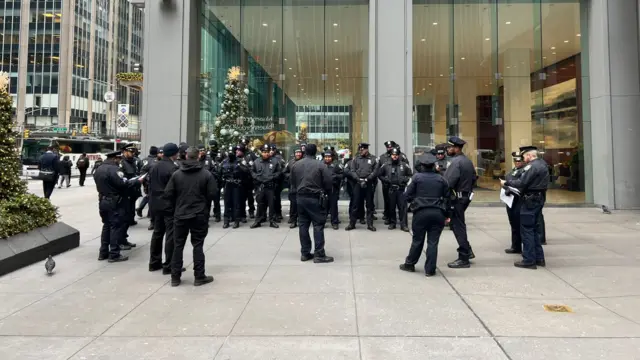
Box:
[1,180,640,359]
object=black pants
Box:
[98,199,126,259]
[42,181,56,199]
[451,197,472,261]
[406,208,446,274]
[212,185,221,218]
[520,196,545,264]
[382,183,390,218]
[387,187,407,226]
[138,195,149,211]
[506,198,522,251]
[329,189,340,225]
[172,215,208,278]
[288,192,298,222]
[297,195,327,257]
[349,181,374,225]
[537,195,546,243]
[223,183,243,221]
[79,169,87,186]
[149,212,175,269]
[274,182,283,217]
[256,186,276,223]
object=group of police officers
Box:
[93,134,548,284]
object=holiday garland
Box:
[0,72,58,238]
[212,66,249,148]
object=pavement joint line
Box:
[3,334,640,339]
[437,266,514,360]
[214,228,290,360]
[348,229,364,360]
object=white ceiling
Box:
[207,1,582,106]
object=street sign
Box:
[104,91,116,102]
[52,127,67,132]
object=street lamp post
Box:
[81,77,119,150]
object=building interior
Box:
[202,0,585,204]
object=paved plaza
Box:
[1,178,640,359]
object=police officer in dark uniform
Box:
[434,143,450,174]
[377,141,396,223]
[345,143,378,231]
[239,138,257,219]
[250,144,282,228]
[284,147,303,228]
[443,136,476,268]
[323,149,344,230]
[378,148,412,231]
[221,145,250,228]
[137,146,159,230]
[119,143,140,250]
[270,144,286,223]
[177,142,189,162]
[94,151,141,262]
[209,141,224,222]
[504,151,525,254]
[501,146,547,269]
[197,143,221,222]
[399,153,450,276]
[147,143,180,273]
[290,144,334,263]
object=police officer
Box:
[323,149,344,230]
[239,138,257,219]
[221,145,250,228]
[137,146,159,229]
[501,146,547,269]
[284,147,303,228]
[289,144,334,263]
[378,148,412,231]
[177,142,189,162]
[504,151,525,254]
[164,147,217,287]
[119,143,140,250]
[399,153,450,276]
[209,141,224,222]
[345,143,378,231]
[197,144,220,222]
[434,143,450,174]
[147,143,180,273]
[270,144,286,223]
[94,151,141,262]
[250,144,282,228]
[443,136,476,268]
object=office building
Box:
[0,0,143,137]
[141,0,640,209]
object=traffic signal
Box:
[82,125,88,134]
[23,129,29,138]
[72,130,77,136]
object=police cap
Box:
[390,148,400,155]
[447,136,466,148]
[511,151,523,162]
[149,146,158,156]
[235,144,246,152]
[162,143,179,157]
[417,153,437,167]
[294,147,303,153]
[196,143,206,151]
[106,150,122,158]
[358,142,370,149]
[519,145,537,155]
[158,147,164,154]
[120,142,137,152]
[260,144,270,152]
[209,139,218,147]
[269,144,277,151]
[384,140,397,148]
[323,151,333,157]
[429,148,438,156]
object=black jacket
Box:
[94,160,136,198]
[378,161,412,187]
[58,159,72,175]
[404,171,451,216]
[290,155,333,196]
[251,157,282,185]
[164,160,218,219]
[148,158,179,214]
[39,152,59,174]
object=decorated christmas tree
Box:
[212,66,249,147]
[0,72,58,238]
[298,122,308,143]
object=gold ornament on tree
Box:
[298,122,308,143]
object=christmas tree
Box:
[298,122,308,143]
[212,66,249,148]
[0,72,58,238]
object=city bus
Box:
[21,137,116,178]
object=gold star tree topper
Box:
[0,72,9,91]
[227,66,242,81]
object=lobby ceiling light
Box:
[439,74,443,77]
[335,67,339,70]
[428,83,432,86]
[461,57,465,60]
[432,22,438,26]
[289,67,292,70]
[564,40,569,43]
[505,21,511,25]
[334,39,339,43]
[576,33,581,37]
[485,38,490,41]
[422,88,425,91]
[335,58,339,61]
[272,40,277,43]
[284,58,287,61]
[550,46,556,50]
[333,23,338,27]
[421,39,426,42]
[262,23,268,27]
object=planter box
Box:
[0,222,80,276]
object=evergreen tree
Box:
[298,122,308,143]
[212,66,249,147]
[0,72,58,238]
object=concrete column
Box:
[106,0,115,138]
[587,0,640,209]
[16,0,30,126]
[142,0,202,150]
[503,48,532,170]
[58,0,76,128]
[369,0,412,157]
[434,93,448,145]
[457,78,478,168]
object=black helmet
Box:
[260,144,270,152]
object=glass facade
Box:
[411,0,587,204]
[201,0,370,158]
